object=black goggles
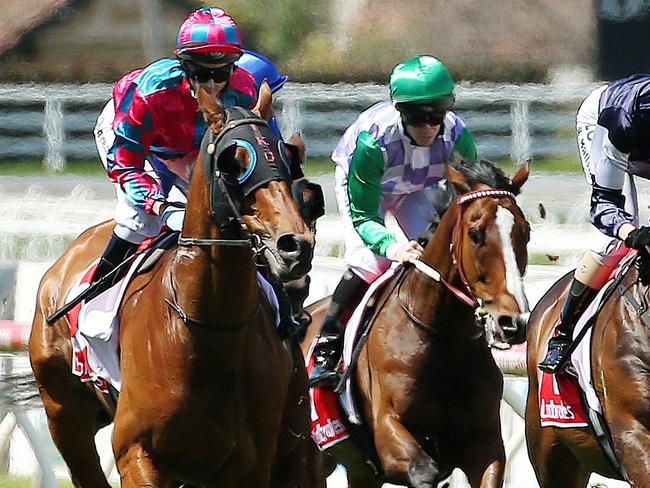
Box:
[401,110,446,127]
[396,99,454,127]
[182,61,234,83]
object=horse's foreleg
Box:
[117,443,173,488]
[610,419,650,487]
[460,437,505,488]
[375,412,441,488]
[45,402,111,488]
[32,350,110,487]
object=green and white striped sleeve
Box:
[347,131,397,256]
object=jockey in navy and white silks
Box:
[309,55,477,388]
[540,74,650,373]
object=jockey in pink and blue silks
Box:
[309,55,478,387]
[91,8,257,296]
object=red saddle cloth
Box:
[307,266,404,450]
[306,303,358,451]
[307,352,350,450]
[66,237,159,394]
[539,370,588,428]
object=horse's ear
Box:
[447,164,471,194]
[196,87,225,130]
[511,159,530,193]
[252,80,273,121]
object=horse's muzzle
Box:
[498,312,529,345]
[268,233,314,280]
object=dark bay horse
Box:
[526,261,650,486]
[29,85,315,487]
[302,160,531,488]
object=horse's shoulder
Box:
[527,269,574,350]
[38,220,115,307]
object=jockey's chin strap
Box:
[405,188,516,315]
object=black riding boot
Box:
[538,278,598,373]
[86,232,138,302]
[308,269,368,388]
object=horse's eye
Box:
[468,227,484,245]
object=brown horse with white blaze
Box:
[303,159,531,488]
[29,85,315,487]
[526,260,650,487]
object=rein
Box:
[398,188,516,334]
[165,275,261,331]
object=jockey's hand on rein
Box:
[624,226,650,251]
[625,227,650,285]
[387,240,424,263]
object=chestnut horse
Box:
[526,260,650,486]
[29,86,315,487]
[302,160,531,488]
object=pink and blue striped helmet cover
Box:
[176,8,242,59]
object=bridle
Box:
[398,188,517,335]
[176,107,323,252]
[168,107,319,328]
[177,107,288,251]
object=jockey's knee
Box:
[574,249,621,290]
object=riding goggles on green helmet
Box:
[181,60,234,83]
[396,100,454,127]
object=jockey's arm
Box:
[347,131,399,257]
[589,124,635,239]
[107,95,165,215]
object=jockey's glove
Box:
[161,205,185,232]
[624,226,650,251]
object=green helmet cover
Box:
[389,55,455,104]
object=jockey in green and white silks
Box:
[309,55,477,388]
[332,97,476,282]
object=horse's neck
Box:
[172,161,258,325]
[406,203,473,326]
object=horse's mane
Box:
[450,158,520,195]
[418,158,519,242]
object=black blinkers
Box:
[200,107,324,232]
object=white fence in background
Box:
[0,81,603,170]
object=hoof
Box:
[407,450,441,488]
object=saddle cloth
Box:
[539,249,638,427]
[307,264,400,450]
[67,251,280,395]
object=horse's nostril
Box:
[498,316,515,330]
[277,234,300,256]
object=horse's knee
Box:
[118,444,163,488]
[405,450,441,488]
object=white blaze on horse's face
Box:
[495,205,530,314]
